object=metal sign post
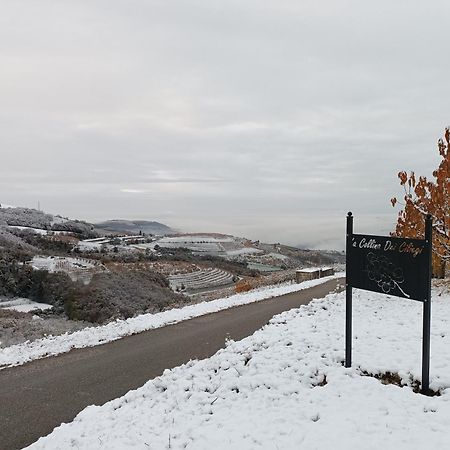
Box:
[345,212,353,368]
[422,215,433,395]
[345,213,433,395]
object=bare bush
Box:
[66,270,189,323]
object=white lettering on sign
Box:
[399,242,423,258]
[351,237,424,258]
[384,240,397,252]
[358,238,381,250]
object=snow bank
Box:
[27,285,450,450]
[0,274,343,370]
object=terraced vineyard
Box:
[168,268,235,294]
[29,256,106,284]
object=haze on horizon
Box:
[1,0,449,250]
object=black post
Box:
[422,214,433,395]
[345,212,353,368]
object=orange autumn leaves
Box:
[391,128,449,277]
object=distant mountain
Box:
[94,220,175,236]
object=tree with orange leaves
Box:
[391,128,449,278]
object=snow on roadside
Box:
[27,286,450,450]
[0,274,343,370]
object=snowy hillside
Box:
[0,206,96,236]
[27,283,450,449]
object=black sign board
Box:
[345,213,433,395]
[347,234,430,301]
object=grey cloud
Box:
[1,0,449,249]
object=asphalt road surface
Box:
[0,278,344,450]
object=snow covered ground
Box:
[27,282,450,449]
[0,298,53,313]
[30,256,97,272]
[225,247,263,256]
[28,256,102,283]
[0,275,343,369]
[7,226,67,236]
[159,236,234,244]
[8,225,49,235]
[77,238,110,251]
[148,235,255,255]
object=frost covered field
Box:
[28,283,450,450]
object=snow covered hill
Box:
[27,282,450,449]
[0,206,96,236]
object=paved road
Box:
[0,278,344,450]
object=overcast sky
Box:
[1,0,449,249]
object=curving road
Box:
[0,278,344,450]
